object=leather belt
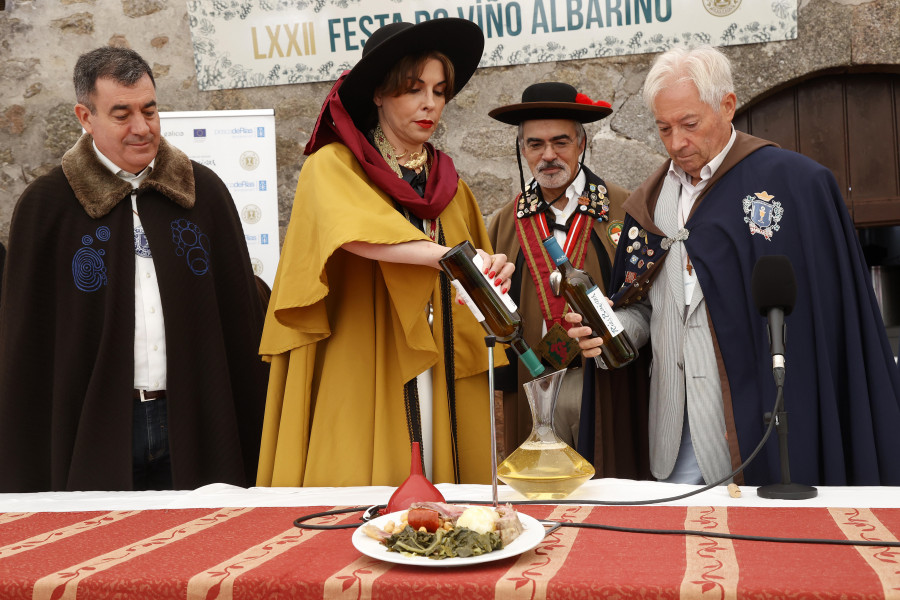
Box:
[134,389,166,401]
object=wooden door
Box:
[734,72,900,227]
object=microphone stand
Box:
[757,360,818,500]
[485,335,499,507]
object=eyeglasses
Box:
[522,138,577,154]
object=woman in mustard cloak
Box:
[257,19,512,487]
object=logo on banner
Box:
[193,129,206,139]
[216,127,255,138]
[250,257,264,276]
[259,180,267,191]
[703,0,741,17]
[742,190,783,241]
[230,180,256,191]
[257,127,265,137]
[240,150,260,170]
[242,204,262,224]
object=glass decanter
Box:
[497,368,595,499]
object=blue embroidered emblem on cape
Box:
[72,226,109,292]
[171,219,211,275]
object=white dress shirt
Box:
[92,144,167,395]
[666,126,737,305]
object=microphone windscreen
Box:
[751,255,797,316]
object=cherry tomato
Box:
[407,508,441,533]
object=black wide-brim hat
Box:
[489,82,612,125]
[338,18,485,130]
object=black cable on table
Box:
[293,504,900,548]
[292,391,900,548]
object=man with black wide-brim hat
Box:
[487,82,642,473]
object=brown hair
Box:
[375,51,456,101]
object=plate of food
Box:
[351,502,546,567]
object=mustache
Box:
[124,134,155,144]
[537,160,566,172]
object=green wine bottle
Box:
[542,236,638,369]
[440,241,545,377]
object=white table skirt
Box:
[1,479,898,512]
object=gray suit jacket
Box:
[617,175,732,483]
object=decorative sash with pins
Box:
[514,173,611,370]
[609,213,668,309]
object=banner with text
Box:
[160,109,280,288]
[187,0,796,91]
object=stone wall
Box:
[1,0,898,247]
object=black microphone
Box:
[751,255,797,376]
[751,255,818,500]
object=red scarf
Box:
[305,72,460,220]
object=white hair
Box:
[642,45,734,112]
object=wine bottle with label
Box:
[542,236,638,369]
[440,241,545,377]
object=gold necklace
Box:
[403,149,428,171]
[374,123,428,176]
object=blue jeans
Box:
[132,396,173,490]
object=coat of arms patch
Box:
[743,190,783,240]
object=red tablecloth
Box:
[1,504,899,599]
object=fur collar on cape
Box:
[61,133,195,218]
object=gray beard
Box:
[534,162,572,191]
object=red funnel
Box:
[386,442,445,514]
